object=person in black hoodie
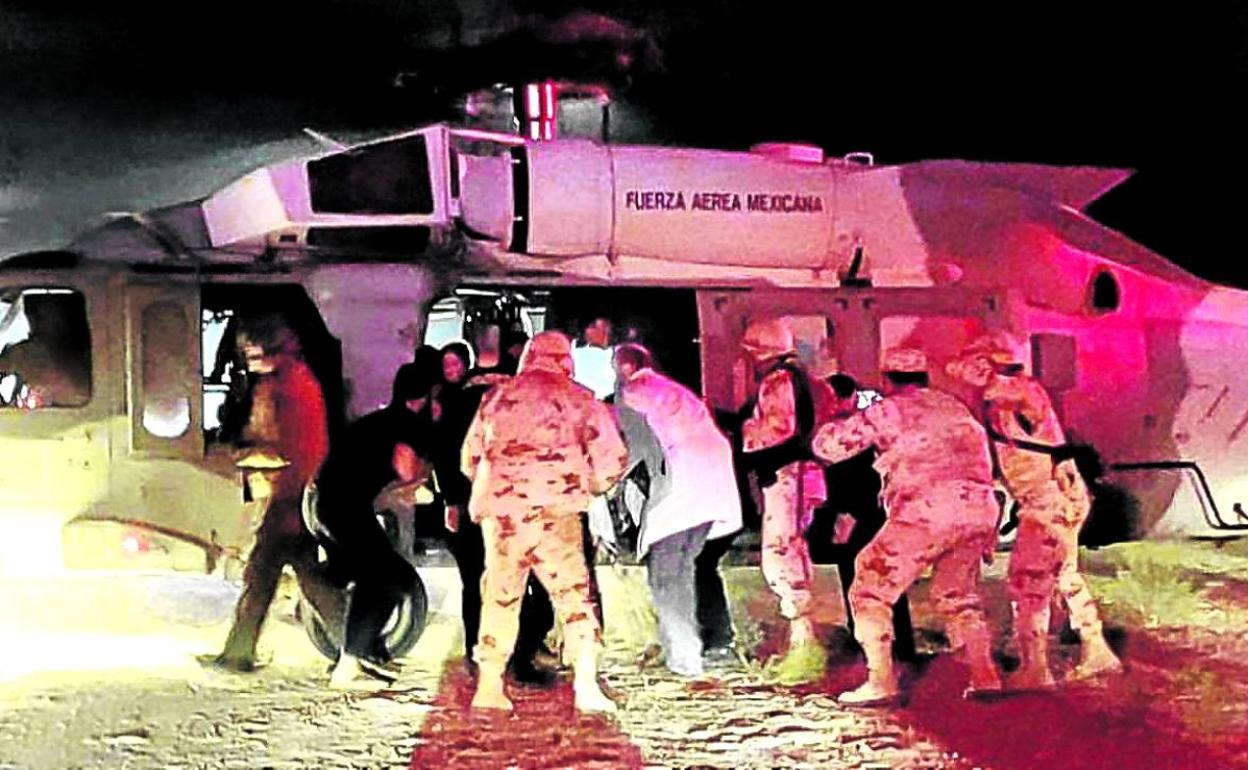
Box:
[313,363,437,688]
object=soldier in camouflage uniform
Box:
[461,331,629,713]
[950,333,1122,690]
[739,318,833,683]
[811,348,1002,706]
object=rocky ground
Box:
[1,540,1247,769]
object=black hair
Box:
[413,344,441,372]
[391,362,437,403]
[613,342,653,372]
[884,371,929,387]
[501,329,529,352]
[441,341,473,370]
[827,373,858,400]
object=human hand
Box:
[392,442,429,483]
[596,537,619,560]
[982,536,997,565]
[445,504,460,533]
[831,513,856,545]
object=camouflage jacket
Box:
[811,387,994,513]
[983,374,1071,494]
[461,368,628,522]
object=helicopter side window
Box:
[140,302,191,438]
[202,308,243,443]
[0,288,92,409]
[784,315,838,379]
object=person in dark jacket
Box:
[209,315,336,673]
[314,363,436,688]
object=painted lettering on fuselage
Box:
[624,190,824,214]
[624,190,687,210]
[746,193,824,213]
[690,192,742,211]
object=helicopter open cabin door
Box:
[124,282,202,459]
[697,286,1008,413]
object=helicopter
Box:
[2,84,1246,583]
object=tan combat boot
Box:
[572,647,617,714]
[789,616,817,648]
[838,659,901,707]
[767,616,829,686]
[1071,634,1123,681]
[963,643,1004,700]
[1008,634,1057,693]
[471,664,514,712]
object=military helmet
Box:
[963,331,1025,368]
[740,318,796,360]
[880,347,928,374]
[519,330,575,376]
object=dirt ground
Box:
[1,539,1246,769]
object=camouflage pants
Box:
[1007,475,1104,646]
[761,467,818,621]
[849,484,998,676]
[474,509,600,672]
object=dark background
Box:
[2,1,1245,287]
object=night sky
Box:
[2,1,1246,287]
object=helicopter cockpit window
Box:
[308,135,434,215]
[0,288,92,409]
[1089,269,1121,313]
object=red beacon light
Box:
[522,80,559,141]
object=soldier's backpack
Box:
[741,357,817,487]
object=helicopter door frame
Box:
[124,280,203,459]
[697,285,1009,412]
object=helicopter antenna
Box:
[302,128,348,152]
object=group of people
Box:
[205,308,1123,714]
[742,320,1123,706]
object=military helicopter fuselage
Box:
[2,121,1245,576]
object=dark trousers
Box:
[694,533,737,651]
[220,498,340,664]
[581,511,605,628]
[450,516,555,662]
[334,527,418,662]
[832,513,917,662]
